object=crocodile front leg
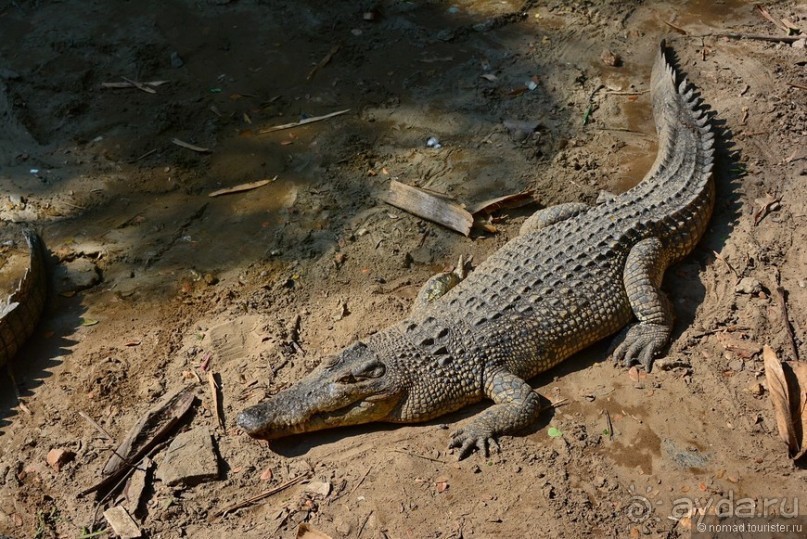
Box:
[612,237,673,371]
[519,202,590,235]
[449,368,541,459]
[411,255,469,313]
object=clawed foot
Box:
[448,425,501,460]
[610,323,670,372]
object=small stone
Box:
[729,358,744,372]
[103,506,141,539]
[749,383,764,397]
[170,51,184,68]
[593,476,606,488]
[304,480,332,498]
[203,273,218,285]
[155,428,219,487]
[734,277,762,295]
[600,49,621,67]
[46,448,75,472]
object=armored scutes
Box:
[0,229,47,367]
[238,41,715,458]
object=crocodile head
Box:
[237,341,405,440]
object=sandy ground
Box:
[1,0,806,537]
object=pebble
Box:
[734,276,762,295]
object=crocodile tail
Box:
[0,229,47,367]
[648,39,715,191]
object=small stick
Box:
[78,411,115,441]
[696,33,804,43]
[664,20,688,35]
[389,449,447,464]
[357,510,373,539]
[349,465,374,496]
[121,77,157,94]
[712,250,739,279]
[306,44,341,81]
[604,409,614,440]
[258,109,350,134]
[130,148,157,163]
[207,371,225,430]
[604,90,649,96]
[789,83,807,91]
[212,474,308,518]
[772,268,800,361]
[101,80,169,90]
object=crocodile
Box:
[237,40,715,458]
[0,229,47,368]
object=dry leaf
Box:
[260,467,273,482]
[785,361,807,460]
[763,345,798,453]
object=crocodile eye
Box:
[336,374,356,384]
[353,361,386,381]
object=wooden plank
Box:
[379,180,473,236]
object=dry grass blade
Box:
[172,138,212,153]
[379,180,474,236]
[763,345,799,453]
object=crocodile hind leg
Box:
[519,202,590,235]
[449,368,542,459]
[612,237,674,371]
[411,255,469,313]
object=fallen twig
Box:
[772,268,800,361]
[129,148,157,163]
[101,80,169,91]
[696,33,804,43]
[208,177,276,197]
[121,76,157,94]
[349,466,374,496]
[604,409,614,440]
[212,474,308,518]
[388,449,447,464]
[78,411,115,442]
[207,371,225,430]
[258,109,350,134]
[172,138,212,154]
[664,20,688,35]
[307,44,341,81]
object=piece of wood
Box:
[208,177,276,197]
[81,387,195,497]
[379,180,474,236]
[258,109,350,134]
[103,506,141,538]
[697,32,804,43]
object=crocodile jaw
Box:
[237,343,404,440]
